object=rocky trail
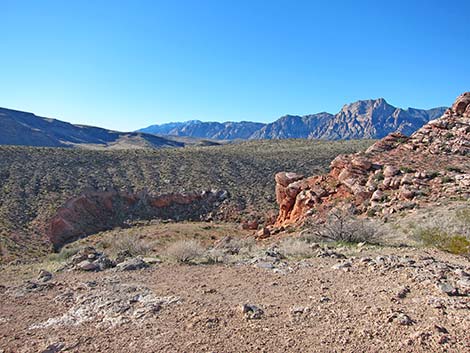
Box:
[1,244,469,353]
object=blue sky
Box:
[1,0,469,131]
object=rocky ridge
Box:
[140,99,446,141]
[275,92,470,226]
[47,189,228,250]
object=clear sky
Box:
[1,0,469,131]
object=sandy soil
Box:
[1,246,469,353]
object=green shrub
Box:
[446,166,463,173]
[373,172,385,181]
[441,176,454,183]
[400,166,416,173]
[414,227,470,255]
[48,246,80,262]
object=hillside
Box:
[140,99,446,140]
[0,139,373,260]
[0,107,187,149]
[273,92,470,227]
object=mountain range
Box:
[0,98,447,149]
[0,107,220,149]
[139,98,446,140]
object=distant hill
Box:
[139,120,265,140]
[139,99,446,140]
[0,108,192,149]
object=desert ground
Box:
[1,221,469,353]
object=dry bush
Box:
[214,236,256,255]
[307,209,381,244]
[206,236,258,263]
[205,248,228,264]
[48,245,81,262]
[279,238,314,258]
[165,240,205,263]
[110,235,153,257]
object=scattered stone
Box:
[317,249,347,259]
[241,304,264,320]
[332,262,352,271]
[374,256,386,266]
[30,280,181,329]
[396,286,410,299]
[436,282,458,296]
[115,258,149,271]
[457,278,470,289]
[319,296,331,303]
[255,262,274,270]
[142,257,161,265]
[291,306,310,315]
[388,312,414,325]
[115,250,133,264]
[434,325,449,334]
[41,342,65,353]
[37,270,52,283]
[256,227,271,239]
[77,260,99,272]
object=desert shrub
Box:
[455,208,470,227]
[400,166,416,173]
[441,176,454,183]
[413,227,470,255]
[214,236,257,256]
[48,246,81,262]
[279,238,314,258]
[373,172,385,181]
[205,248,227,264]
[110,235,153,257]
[446,166,463,173]
[165,240,205,263]
[309,209,381,244]
[428,171,440,179]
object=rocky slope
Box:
[139,120,265,140]
[140,99,446,140]
[274,92,470,226]
[0,107,188,149]
[47,190,227,250]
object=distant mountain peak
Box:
[138,98,447,141]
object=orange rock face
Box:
[275,92,470,226]
[47,190,227,250]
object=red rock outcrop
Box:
[47,189,227,250]
[275,92,470,226]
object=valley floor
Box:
[1,239,469,353]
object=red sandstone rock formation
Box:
[275,92,470,227]
[47,189,227,249]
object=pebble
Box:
[241,304,264,320]
[332,262,352,270]
[436,282,458,296]
[37,270,52,283]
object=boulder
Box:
[383,166,399,177]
